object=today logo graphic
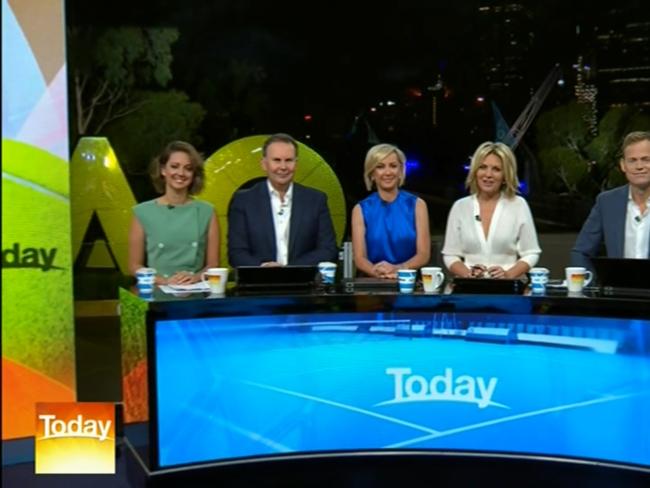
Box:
[35,403,115,474]
[376,367,509,409]
[2,243,61,271]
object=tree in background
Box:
[103,90,205,196]
[69,27,179,137]
[535,102,650,196]
[68,26,206,190]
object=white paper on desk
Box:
[159,283,211,294]
[546,280,568,289]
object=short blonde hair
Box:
[621,131,650,158]
[363,143,406,191]
[465,141,519,198]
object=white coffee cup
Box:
[202,267,229,294]
[565,267,593,293]
[420,267,445,293]
[318,261,337,284]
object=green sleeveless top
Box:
[133,199,214,278]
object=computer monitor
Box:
[235,265,318,291]
[591,257,650,290]
[452,278,525,295]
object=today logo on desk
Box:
[376,367,508,409]
[35,402,115,474]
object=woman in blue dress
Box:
[351,143,430,279]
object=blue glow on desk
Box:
[154,312,650,468]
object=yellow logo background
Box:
[35,402,115,474]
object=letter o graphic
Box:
[201,135,347,268]
[405,374,428,398]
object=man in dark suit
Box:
[571,131,650,271]
[228,133,338,267]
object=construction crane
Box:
[499,64,563,150]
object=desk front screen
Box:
[152,312,650,469]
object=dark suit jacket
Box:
[571,184,650,271]
[228,181,338,267]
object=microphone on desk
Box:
[167,204,175,210]
[475,215,481,222]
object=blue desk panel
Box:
[153,312,650,468]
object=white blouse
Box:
[442,194,541,271]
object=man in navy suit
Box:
[228,133,338,267]
[571,131,650,271]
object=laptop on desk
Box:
[346,277,398,292]
[591,257,650,297]
[452,278,525,295]
[235,265,318,292]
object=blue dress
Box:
[359,191,417,265]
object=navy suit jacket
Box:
[228,181,338,267]
[571,184,650,271]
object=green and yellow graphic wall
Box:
[106,135,346,423]
[71,135,347,275]
[2,0,75,439]
[1,0,347,440]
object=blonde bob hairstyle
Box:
[149,141,205,195]
[465,141,519,198]
[363,143,406,191]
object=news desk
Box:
[119,287,650,485]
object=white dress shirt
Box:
[267,180,292,265]
[442,194,541,270]
[623,188,650,259]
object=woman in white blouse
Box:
[442,141,541,279]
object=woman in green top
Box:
[128,141,219,285]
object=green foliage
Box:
[93,27,178,87]
[69,27,180,137]
[103,90,206,176]
[538,146,590,194]
[68,26,207,200]
[535,102,591,153]
[534,103,650,196]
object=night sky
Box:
[65,0,648,214]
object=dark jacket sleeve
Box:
[227,191,264,267]
[570,195,604,272]
[292,192,338,265]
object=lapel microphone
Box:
[475,215,481,222]
[635,215,641,223]
[167,204,175,210]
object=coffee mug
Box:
[529,267,550,295]
[420,267,445,293]
[202,267,229,294]
[565,267,593,293]
[318,261,337,285]
[135,267,156,294]
[397,269,417,294]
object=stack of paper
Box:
[159,282,211,294]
